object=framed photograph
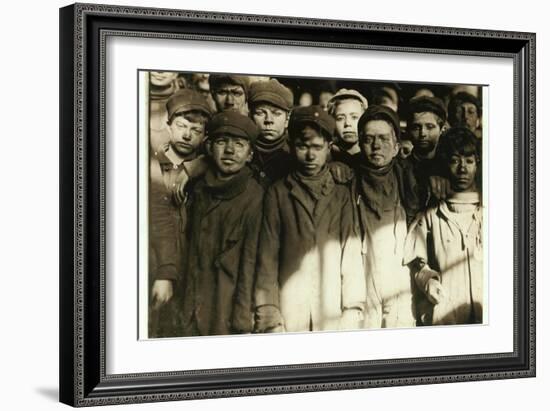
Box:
[59,2,535,407]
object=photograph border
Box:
[59,2,535,407]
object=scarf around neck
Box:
[204,166,252,200]
[359,160,398,219]
[293,165,332,201]
[255,133,287,154]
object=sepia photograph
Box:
[141,70,486,339]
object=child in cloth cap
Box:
[254,106,365,333]
[149,88,212,337]
[404,95,448,206]
[404,127,483,325]
[248,78,294,185]
[327,88,369,170]
[149,71,180,151]
[209,74,250,115]
[353,105,419,329]
[180,111,264,336]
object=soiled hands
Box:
[425,278,447,305]
[151,279,174,309]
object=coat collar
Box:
[286,169,336,222]
[203,166,253,200]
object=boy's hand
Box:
[429,176,452,200]
[425,278,446,305]
[329,161,354,184]
[254,305,285,333]
[151,279,174,309]
[172,181,187,206]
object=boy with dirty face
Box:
[254,106,365,333]
[405,127,483,326]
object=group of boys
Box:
[148,72,483,337]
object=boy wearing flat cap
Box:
[354,105,419,329]
[180,111,264,336]
[209,74,250,115]
[254,106,365,333]
[149,71,180,151]
[248,78,294,185]
[149,89,212,337]
[327,88,369,169]
[448,92,482,139]
[405,96,448,205]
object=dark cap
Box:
[358,105,401,140]
[166,89,213,121]
[209,74,250,96]
[207,111,259,144]
[407,95,447,123]
[249,79,294,111]
[288,105,336,142]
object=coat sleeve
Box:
[339,188,366,312]
[403,211,438,290]
[254,186,282,309]
[231,191,264,333]
[149,158,180,281]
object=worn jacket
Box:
[149,144,208,282]
[404,200,483,325]
[254,172,365,332]
[181,167,264,336]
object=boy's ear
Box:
[205,138,213,156]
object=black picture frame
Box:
[59,3,536,407]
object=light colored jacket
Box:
[255,173,365,332]
[404,200,483,325]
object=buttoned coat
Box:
[254,173,365,332]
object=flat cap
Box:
[207,111,259,143]
[166,89,213,120]
[327,88,369,114]
[288,105,336,141]
[358,105,401,140]
[249,79,294,111]
[407,95,447,123]
[208,74,250,95]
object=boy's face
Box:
[208,134,253,178]
[213,83,247,113]
[292,126,331,176]
[455,102,479,132]
[408,112,442,155]
[360,120,399,168]
[252,103,289,141]
[168,115,206,156]
[150,72,178,87]
[448,153,478,192]
[333,99,364,146]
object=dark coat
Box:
[251,138,293,187]
[181,167,264,336]
[254,172,365,332]
[148,146,208,338]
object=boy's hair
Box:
[167,110,209,126]
[436,126,481,165]
[406,96,447,129]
